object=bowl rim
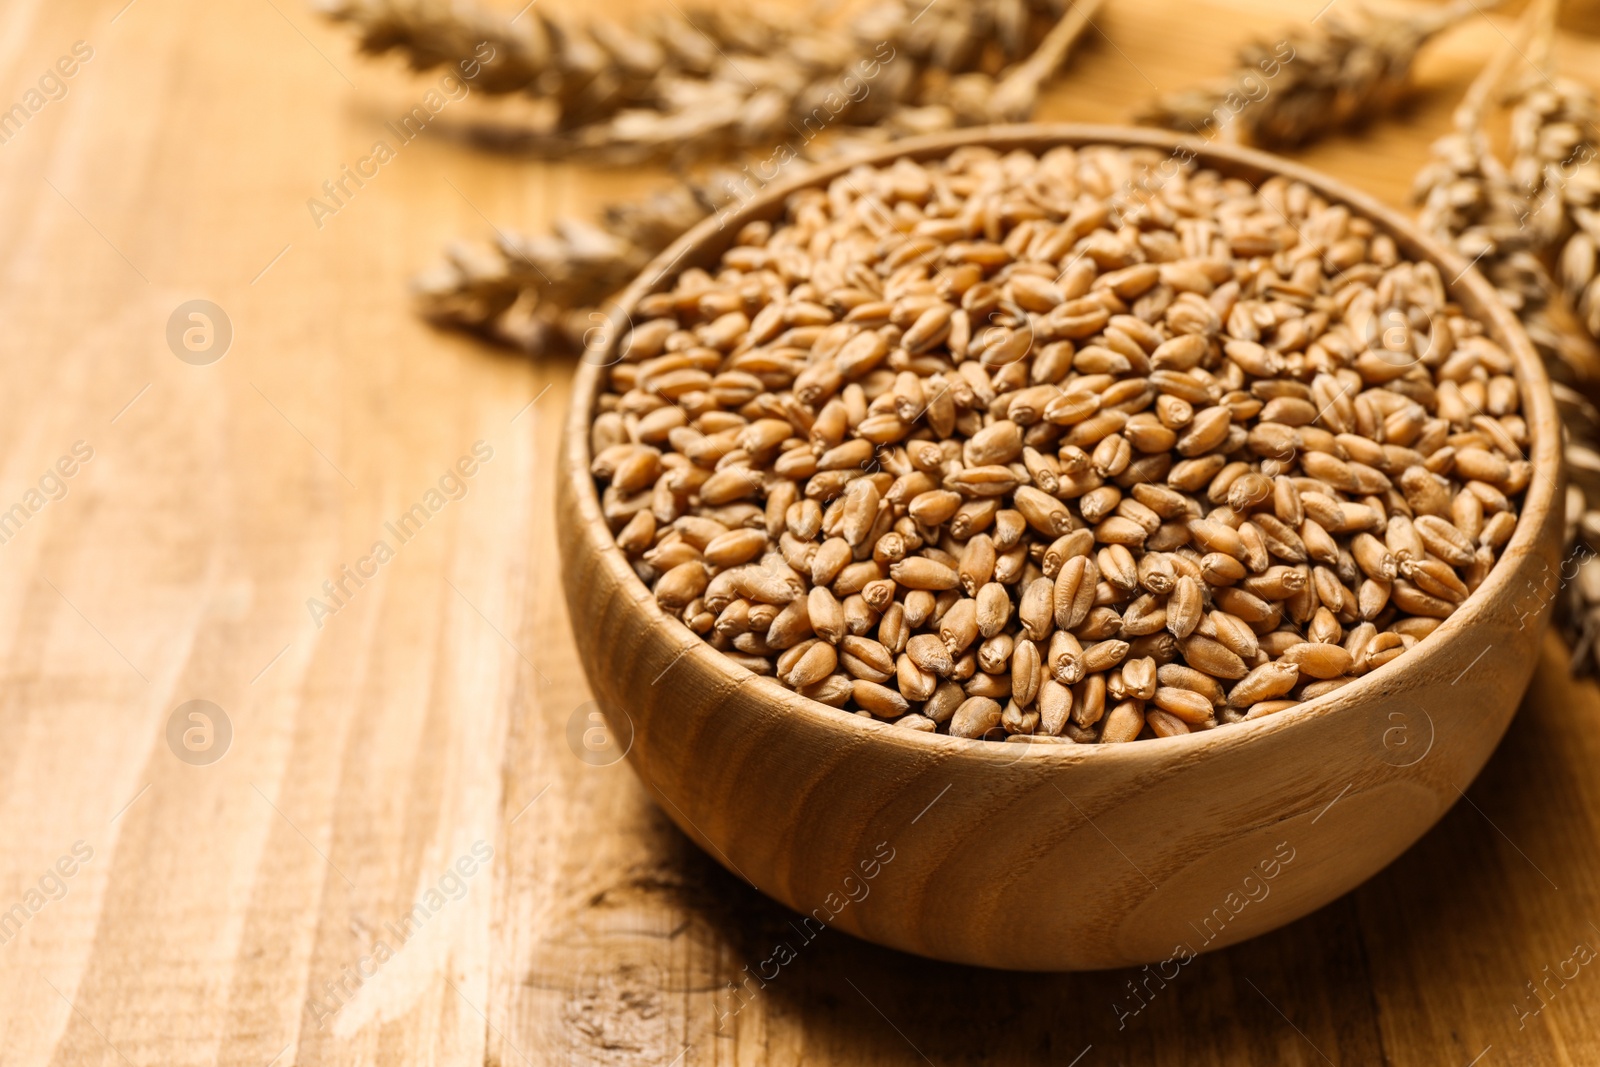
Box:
[561,122,1563,766]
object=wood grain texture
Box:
[0,0,1593,1062]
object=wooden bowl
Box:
[558,125,1564,971]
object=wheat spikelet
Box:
[1408,0,1600,670]
[321,0,1090,163]
[411,168,741,350]
[1502,28,1600,671]
[1506,72,1600,339]
[319,0,831,161]
[1506,74,1600,390]
[1141,1,1480,148]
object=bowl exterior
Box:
[557,125,1565,970]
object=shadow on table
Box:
[666,637,1595,1066]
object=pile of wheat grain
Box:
[588,145,1529,743]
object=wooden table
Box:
[4,0,1598,1062]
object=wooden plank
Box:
[0,0,538,1063]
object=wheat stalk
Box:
[1140,1,1482,148]
[986,0,1107,120]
